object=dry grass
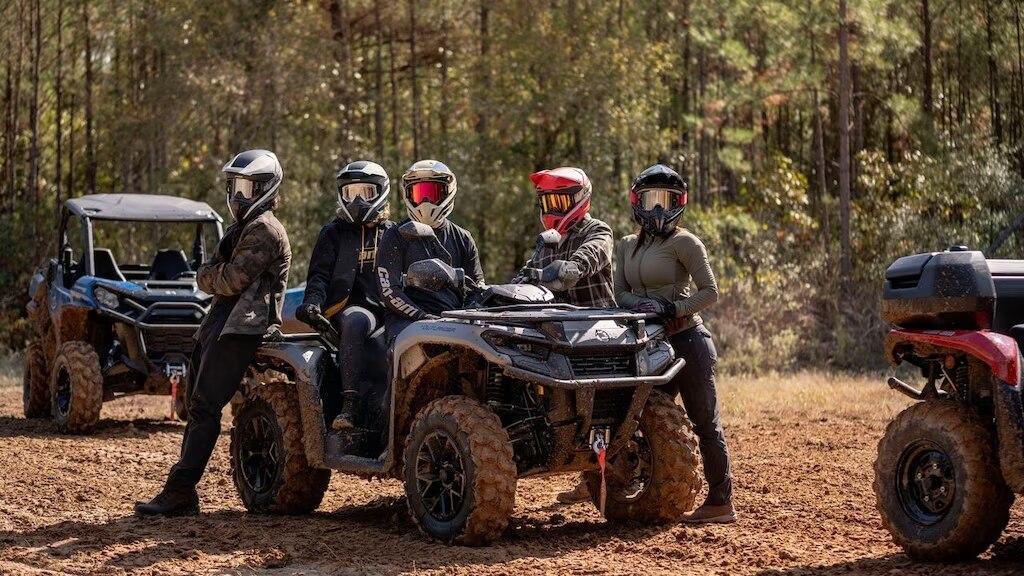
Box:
[718,371,913,426]
[0,351,20,389]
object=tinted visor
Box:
[407,181,448,206]
[340,182,379,202]
[638,188,683,211]
[226,177,261,199]
[539,192,577,214]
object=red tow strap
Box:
[592,436,607,515]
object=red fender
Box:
[887,329,1020,386]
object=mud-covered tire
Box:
[50,341,103,434]
[230,384,330,514]
[403,395,517,546]
[586,390,701,522]
[22,342,50,418]
[874,400,1014,561]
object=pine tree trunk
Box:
[985,0,1002,143]
[27,0,41,211]
[476,1,489,135]
[55,0,63,219]
[1016,4,1024,177]
[409,0,420,159]
[374,0,385,161]
[84,0,96,195]
[389,26,399,169]
[921,0,933,120]
[838,0,853,293]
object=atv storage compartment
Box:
[882,250,995,330]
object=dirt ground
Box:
[0,370,1022,576]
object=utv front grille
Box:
[592,388,635,423]
[568,354,635,378]
[143,328,195,359]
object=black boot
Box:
[331,392,358,430]
[134,487,200,517]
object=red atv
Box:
[875,247,1024,561]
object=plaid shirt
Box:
[524,214,616,307]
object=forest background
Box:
[1,0,1023,372]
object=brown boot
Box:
[556,479,591,504]
[681,501,737,524]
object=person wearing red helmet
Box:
[519,166,615,308]
[616,164,734,524]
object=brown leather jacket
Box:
[197,210,291,337]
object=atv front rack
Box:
[442,304,657,324]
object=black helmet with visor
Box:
[630,164,687,237]
[336,160,390,224]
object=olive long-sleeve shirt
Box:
[614,228,719,333]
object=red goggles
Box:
[407,181,448,206]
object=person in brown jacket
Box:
[616,164,734,524]
[135,149,291,516]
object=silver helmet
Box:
[401,160,457,228]
[222,149,283,221]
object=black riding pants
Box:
[662,324,733,506]
[333,306,380,396]
[166,333,261,492]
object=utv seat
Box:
[93,248,126,282]
[149,249,191,281]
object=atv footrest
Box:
[323,453,386,475]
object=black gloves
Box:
[296,303,321,325]
[633,297,675,320]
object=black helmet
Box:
[222,149,283,221]
[336,160,390,224]
[630,164,687,237]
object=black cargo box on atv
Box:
[882,249,995,330]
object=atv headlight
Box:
[94,286,120,309]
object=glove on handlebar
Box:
[296,303,321,325]
[540,260,583,292]
[633,297,675,319]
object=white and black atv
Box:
[229,223,701,545]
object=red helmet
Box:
[530,167,592,235]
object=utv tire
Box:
[22,341,50,418]
[50,341,103,434]
[586,390,701,522]
[230,384,330,514]
[874,400,1013,561]
[403,395,517,546]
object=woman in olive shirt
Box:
[615,164,735,524]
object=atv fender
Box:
[886,329,1019,385]
[994,374,1024,493]
[251,342,332,469]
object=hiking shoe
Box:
[134,488,200,517]
[331,412,355,430]
[681,502,737,524]
[556,481,591,504]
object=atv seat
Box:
[149,249,190,281]
[93,248,126,282]
[990,260,1024,335]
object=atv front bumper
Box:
[503,357,685,389]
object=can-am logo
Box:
[595,330,610,342]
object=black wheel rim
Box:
[415,430,467,522]
[239,411,281,495]
[896,439,956,525]
[609,431,653,503]
[55,367,72,417]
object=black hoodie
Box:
[302,218,395,318]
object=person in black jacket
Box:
[376,160,484,344]
[296,160,394,430]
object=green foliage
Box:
[2,0,1023,373]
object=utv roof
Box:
[64,194,222,222]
